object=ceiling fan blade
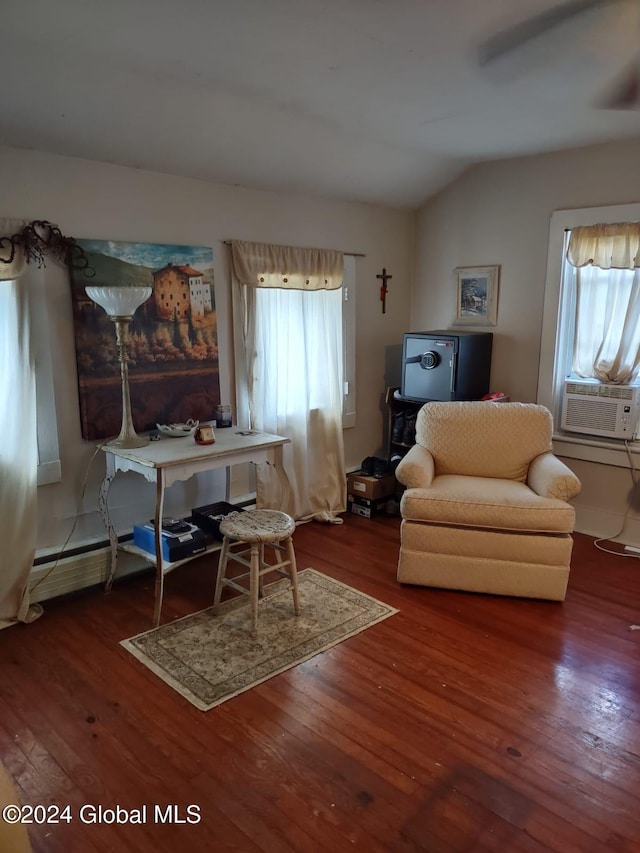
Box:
[599,63,640,107]
[478,0,617,66]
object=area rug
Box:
[121,568,398,711]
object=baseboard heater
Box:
[29,543,148,604]
[30,493,258,604]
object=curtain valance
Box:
[231,240,344,290]
[567,222,640,270]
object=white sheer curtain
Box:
[567,222,640,383]
[231,240,346,522]
[0,218,39,628]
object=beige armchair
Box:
[395,401,581,601]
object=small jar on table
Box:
[216,404,232,428]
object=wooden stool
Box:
[213,509,301,636]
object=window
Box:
[538,202,640,464]
[247,257,356,428]
[0,266,61,486]
[567,261,639,383]
[27,267,62,485]
[342,254,356,428]
[231,241,353,520]
[234,253,356,429]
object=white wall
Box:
[414,135,640,542]
[0,146,414,554]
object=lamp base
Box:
[107,434,149,450]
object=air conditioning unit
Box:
[561,379,640,440]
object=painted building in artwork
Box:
[152,263,211,320]
[189,276,213,316]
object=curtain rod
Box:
[223,240,365,257]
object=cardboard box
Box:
[133,520,207,562]
[347,471,396,501]
[191,501,245,540]
[347,494,390,518]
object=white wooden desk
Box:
[99,429,290,625]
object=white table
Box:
[99,429,290,625]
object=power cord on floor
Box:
[594,439,640,559]
[29,440,108,597]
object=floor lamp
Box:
[85,285,152,449]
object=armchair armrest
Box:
[527,452,581,502]
[395,445,435,489]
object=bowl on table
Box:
[156,419,199,438]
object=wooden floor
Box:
[1,516,639,852]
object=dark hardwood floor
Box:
[1,516,639,852]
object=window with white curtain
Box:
[243,254,356,427]
[28,267,62,485]
[341,255,356,427]
[0,252,38,626]
[0,267,61,485]
[561,258,640,383]
[538,202,640,459]
[231,239,349,521]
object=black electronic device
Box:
[400,330,493,403]
[158,517,193,535]
[191,502,245,540]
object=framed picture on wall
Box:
[453,265,500,326]
[68,239,220,441]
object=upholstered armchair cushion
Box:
[414,400,554,481]
[400,475,576,533]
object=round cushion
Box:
[219,509,296,543]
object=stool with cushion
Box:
[213,509,300,636]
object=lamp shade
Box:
[85,285,152,317]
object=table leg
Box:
[152,470,166,627]
[272,444,291,511]
[99,470,119,592]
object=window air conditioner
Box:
[561,379,640,440]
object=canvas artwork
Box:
[69,239,219,441]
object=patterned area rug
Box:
[121,568,398,711]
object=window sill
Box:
[552,432,639,469]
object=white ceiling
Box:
[2,0,640,209]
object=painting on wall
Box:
[69,239,219,441]
[453,265,500,326]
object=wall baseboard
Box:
[29,547,149,604]
[33,498,626,602]
[30,492,258,604]
[574,506,640,547]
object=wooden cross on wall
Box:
[376,267,392,314]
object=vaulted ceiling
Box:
[3,0,640,208]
